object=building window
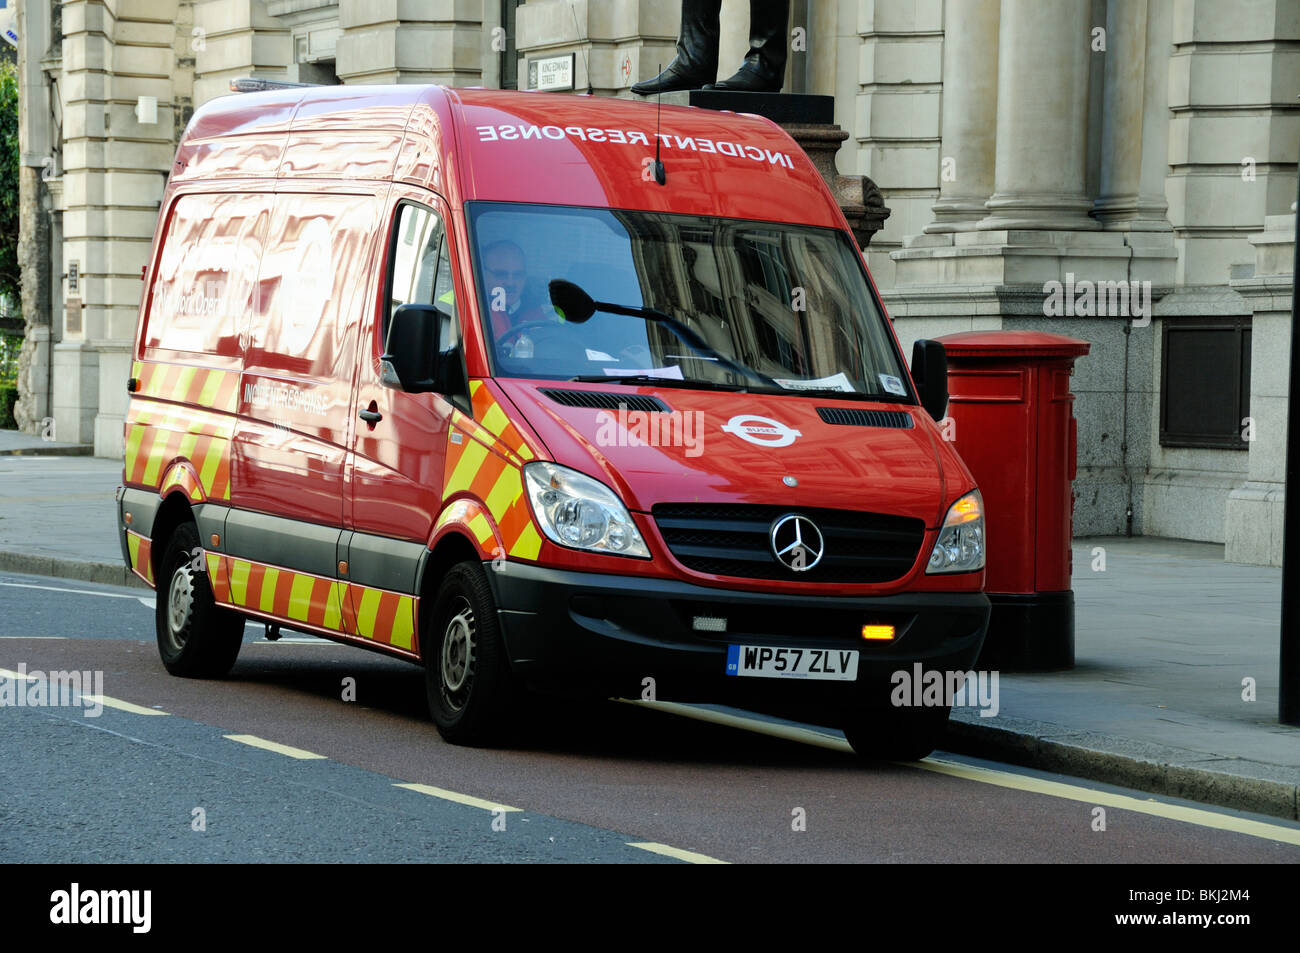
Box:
[1159,317,1251,450]
[500,1,521,90]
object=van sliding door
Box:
[226,189,382,632]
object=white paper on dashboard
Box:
[600,365,685,379]
[771,372,856,392]
[586,349,616,361]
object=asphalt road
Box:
[2,569,1298,864]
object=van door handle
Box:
[359,403,382,426]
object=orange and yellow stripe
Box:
[124,386,234,501]
[207,553,417,652]
[126,530,154,586]
[444,381,543,561]
[131,360,239,413]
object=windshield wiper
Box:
[549,279,779,389]
[570,374,748,392]
[750,386,910,402]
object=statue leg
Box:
[631,0,721,95]
[706,0,789,92]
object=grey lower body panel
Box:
[118,488,428,598]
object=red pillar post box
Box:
[933,331,1091,671]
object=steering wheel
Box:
[497,320,563,352]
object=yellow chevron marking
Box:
[446,439,489,498]
[481,400,510,438]
[259,568,281,614]
[484,467,519,523]
[288,573,315,622]
[356,587,382,639]
[229,559,251,604]
[199,438,224,496]
[139,430,169,487]
[322,582,344,632]
[173,366,197,402]
[507,522,542,560]
[124,424,146,476]
[198,370,223,408]
[466,512,495,548]
[390,598,414,650]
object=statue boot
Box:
[706,0,789,92]
[632,0,722,95]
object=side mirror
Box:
[381,303,442,393]
[910,339,948,422]
[433,346,468,401]
[547,279,596,323]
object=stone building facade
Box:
[14,0,1299,565]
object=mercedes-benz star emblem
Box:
[770,514,824,572]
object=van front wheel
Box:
[424,562,518,746]
[842,704,951,762]
[156,521,244,678]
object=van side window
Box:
[386,203,459,354]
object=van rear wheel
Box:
[842,704,951,762]
[424,561,519,746]
[156,521,244,678]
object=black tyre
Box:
[155,521,244,678]
[842,704,951,762]
[424,561,520,746]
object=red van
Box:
[117,84,988,760]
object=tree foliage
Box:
[0,58,19,311]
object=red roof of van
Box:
[172,85,846,231]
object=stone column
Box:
[1133,0,1173,229]
[1225,214,1293,567]
[58,0,180,454]
[15,0,54,435]
[193,0,291,105]
[926,0,1000,233]
[337,0,482,86]
[1093,0,1148,227]
[979,0,1096,229]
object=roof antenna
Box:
[653,64,667,186]
[569,2,594,95]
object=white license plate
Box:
[725,645,859,681]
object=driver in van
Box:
[483,240,551,356]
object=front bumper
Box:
[487,563,990,712]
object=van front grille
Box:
[816,407,914,428]
[540,389,670,413]
[651,503,925,583]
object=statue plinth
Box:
[659,91,891,250]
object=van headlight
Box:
[523,462,650,559]
[926,490,985,574]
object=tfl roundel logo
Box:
[721,414,802,448]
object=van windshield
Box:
[466,202,912,401]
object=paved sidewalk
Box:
[0,452,132,586]
[947,537,1297,819]
[0,428,93,456]
[4,451,1298,818]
